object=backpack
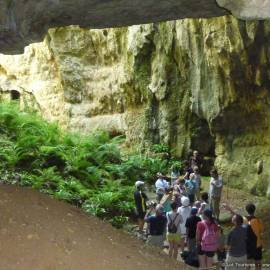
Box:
[246,217,260,255]
[201,221,219,252]
[168,213,180,234]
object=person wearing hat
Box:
[185,207,201,253]
[134,180,148,233]
[177,196,191,252]
[145,204,167,248]
[189,150,203,171]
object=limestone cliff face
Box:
[1,15,270,196]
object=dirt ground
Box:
[0,184,186,270]
[0,182,268,270]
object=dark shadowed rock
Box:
[1,0,228,54]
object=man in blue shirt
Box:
[145,204,167,247]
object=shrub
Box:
[0,103,181,228]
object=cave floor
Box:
[0,184,183,270]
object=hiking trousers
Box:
[210,196,221,219]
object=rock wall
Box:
[1,15,270,196]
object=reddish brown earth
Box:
[0,185,186,270]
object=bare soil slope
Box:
[0,185,182,270]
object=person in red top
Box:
[196,209,219,270]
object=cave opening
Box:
[10,90,20,101]
[189,115,216,176]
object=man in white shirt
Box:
[209,168,223,220]
[155,172,169,202]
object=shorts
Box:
[167,233,181,242]
[247,247,262,261]
[146,235,165,248]
[197,245,215,257]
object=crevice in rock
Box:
[189,114,216,176]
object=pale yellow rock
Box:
[1,16,270,196]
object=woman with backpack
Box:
[166,201,183,259]
[196,209,219,270]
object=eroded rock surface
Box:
[1,16,270,196]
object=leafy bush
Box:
[151,144,170,154]
[0,103,181,228]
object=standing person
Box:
[170,164,180,185]
[155,172,169,203]
[196,209,219,270]
[245,203,264,270]
[185,176,196,205]
[209,168,223,220]
[174,178,187,196]
[134,180,148,233]
[144,204,167,248]
[183,160,193,179]
[225,214,247,270]
[177,196,191,252]
[198,192,210,219]
[166,202,183,259]
[160,188,173,213]
[190,166,202,201]
[185,207,201,253]
[223,203,264,270]
[190,150,203,171]
[172,191,181,207]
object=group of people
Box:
[134,151,264,270]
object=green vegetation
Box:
[0,103,181,228]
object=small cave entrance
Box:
[189,115,216,176]
[10,90,20,101]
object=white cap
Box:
[181,196,190,207]
[135,181,145,188]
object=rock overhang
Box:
[1,0,270,54]
[2,0,226,54]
